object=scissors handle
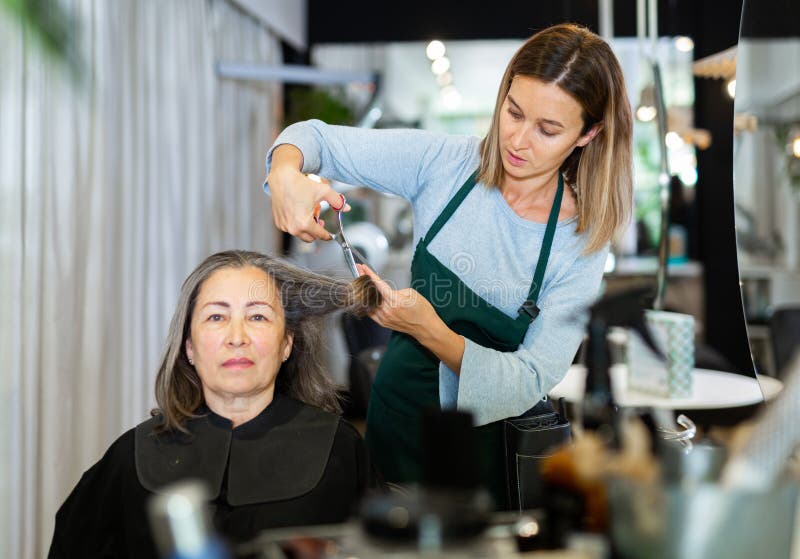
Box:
[312,194,345,224]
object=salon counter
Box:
[549,364,783,409]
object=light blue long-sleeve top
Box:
[264,119,608,426]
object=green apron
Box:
[365,170,563,509]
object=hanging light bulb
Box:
[441,85,461,109]
[726,79,736,98]
[636,105,657,122]
[665,131,684,150]
[675,36,694,52]
[635,85,657,122]
[436,71,453,86]
[426,40,446,61]
[431,56,451,75]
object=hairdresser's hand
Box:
[357,264,466,373]
[267,145,350,243]
[356,264,436,337]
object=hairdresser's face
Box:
[499,75,599,186]
[186,266,293,405]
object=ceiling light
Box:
[665,131,684,150]
[431,56,451,75]
[675,36,694,52]
[636,105,657,122]
[792,135,800,158]
[727,79,736,98]
[441,85,461,109]
[436,72,453,86]
[426,40,446,61]
[635,85,657,122]
[679,166,698,186]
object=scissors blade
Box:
[335,209,361,278]
[341,245,360,278]
[330,232,371,273]
[349,245,372,269]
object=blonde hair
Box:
[153,250,381,432]
[478,23,633,253]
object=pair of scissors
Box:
[309,176,367,278]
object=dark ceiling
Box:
[308,0,799,50]
[309,0,698,46]
[741,0,800,38]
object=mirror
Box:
[734,0,800,381]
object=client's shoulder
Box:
[284,397,363,443]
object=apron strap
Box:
[423,170,479,243]
[517,173,564,323]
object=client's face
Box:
[185,266,293,405]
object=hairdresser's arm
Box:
[357,264,466,374]
[265,119,476,201]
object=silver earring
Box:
[188,358,194,365]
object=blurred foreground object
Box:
[359,410,491,551]
[608,353,800,558]
[722,352,800,489]
[148,480,231,559]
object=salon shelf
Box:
[608,256,703,278]
[604,257,705,340]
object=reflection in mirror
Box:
[734,0,800,381]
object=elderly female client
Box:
[49,250,382,558]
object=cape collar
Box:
[134,394,340,505]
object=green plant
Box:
[283,86,355,128]
[2,0,81,76]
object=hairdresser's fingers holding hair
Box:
[356,264,434,337]
[355,264,393,299]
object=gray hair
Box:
[153,250,381,432]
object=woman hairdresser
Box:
[265,23,633,507]
[50,250,382,557]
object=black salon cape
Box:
[49,395,372,558]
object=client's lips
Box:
[223,357,254,368]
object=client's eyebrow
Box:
[202,301,275,310]
[247,301,274,310]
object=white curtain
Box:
[0,1,281,556]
